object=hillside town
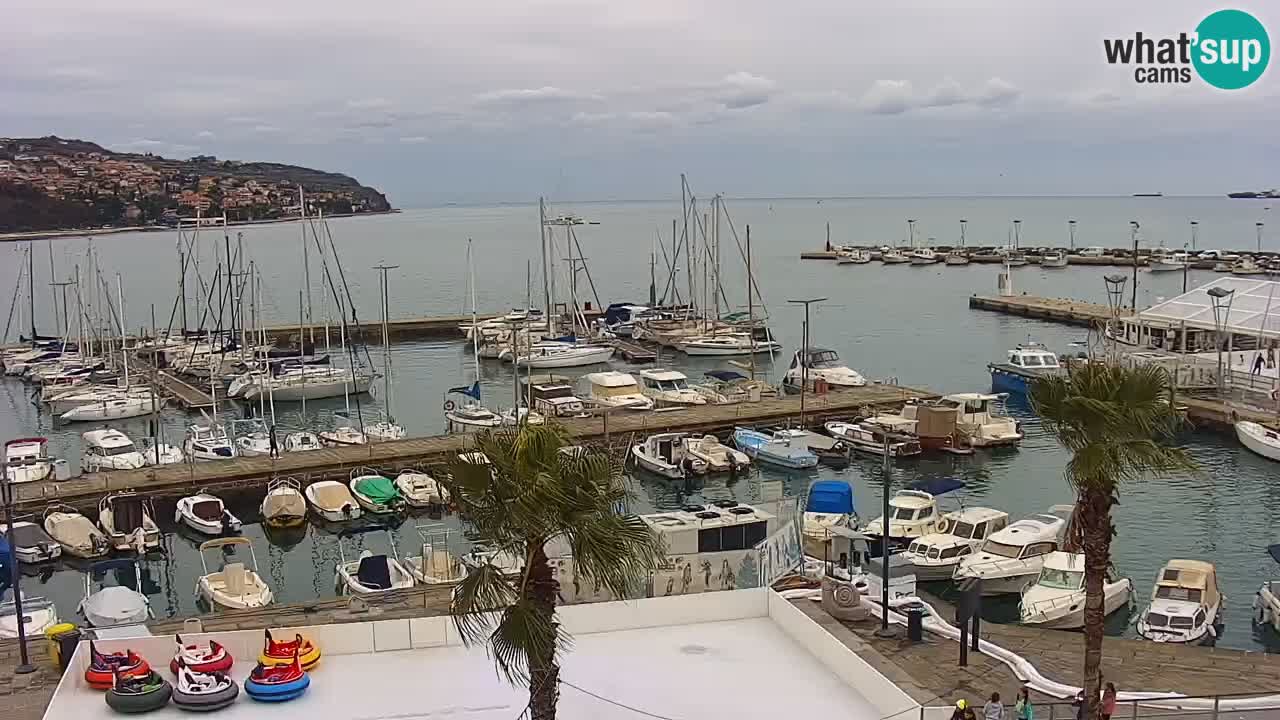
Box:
[0,136,391,232]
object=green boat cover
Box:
[355,475,400,505]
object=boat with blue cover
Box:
[988,342,1064,395]
[732,427,819,469]
[802,480,858,546]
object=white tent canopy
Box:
[1140,277,1280,339]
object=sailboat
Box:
[364,265,407,442]
[445,240,504,434]
[62,276,154,422]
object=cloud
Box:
[196,130,215,139]
[716,71,776,110]
[474,86,602,107]
[922,79,966,108]
[856,77,1021,115]
[346,97,391,110]
[861,80,915,115]
[975,77,1020,107]
[399,135,428,144]
[251,124,281,133]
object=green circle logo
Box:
[1193,9,1270,89]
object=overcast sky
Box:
[3,0,1277,205]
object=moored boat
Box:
[98,491,161,552]
[43,503,109,558]
[1137,559,1223,644]
[335,528,416,594]
[681,434,750,473]
[900,507,1009,581]
[988,342,1065,395]
[4,437,55,484]
[261,477,307,528]
[305,480,363,522]
[349,468,405,513]
[175,492,242,536]
[732,427,818,469]
[196,537,274,610]
[953,509,1070,595]
[1019,551,1133,629]
[80,559,152,627]
[1236,421,1280,462]
[632,432,708,479]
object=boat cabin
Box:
[1149,559,1219,609]
[1077,246,1106,257]
[791,347,843,370]
[527,382,585,416]
[4,438,50,480]
[82,429,140,458]
[1034,551,1085,591]
[971,515,1063,561]
[642,502,775,556]
[906,507,1009,559]
[583,371,649,407]
[639,369,692,393]
[1006,344,1060,371]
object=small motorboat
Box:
[681,434,750,473]
[81,429,146,472]
[638,369,707,407]
[349,468,405,514]
[1236,421,1280,462]
[900,507,1010,581]
[909,247,939,265]
[881,248,910,264]
[305,480,362,522]
[84,641,150,689]
[395,470,449,508]
[43,503,109,558]
[258,630,321,670]
[175,492,242,536]
[185,422,237,461]
[631,432,708,479]
[261,477,307,528]
[782,347,866,390]
[404,526,464,585]
[105,670,172,714]
[944,249,970,266]
[364,418,407,442]
[80,558,152,627]
[138,438,184,466]
[824,419,922,458]
[197,537,274,610]
[732,427,818,469]
[862,478,966,554]
[0,591,59,640]
[1040,251,1068,268]
[1255,544,1280,633]
[318,422,368,447]
[233,418,273,457]
[99,491,161,551]
[170,635,234,675]
[335,528,416,594]
[802,480,858,545]
[244,651,310,702]
[283,430,322,453]
[838,248,873,264]
[4,437,54,483]
[4,520,62,563]
[1020,551,1133,629]
[444,401,505,434]
[172,663,239,712]
[1137,559,1223,644]
[988,342,1065,396]
[770,428,849,467]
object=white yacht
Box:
[81,429,146,472]
[4,437,55,483]
[139,438,184,466]
[1236,421,1280,462]
[953,510,1068,595]
[900,507,1009,581]
[526,378,587,418]
[283,430,323,453]
[1136,560,1223,644]
[445,402,505,434]
[583,371,654,411]
[837,249,873,264]
[631,432,708,479]
[243,366,372,402]
[783,347,866,389]
[185,423,237,461]
[638,369,707,407]
[862,489,950,552]
[909,248,939,265]
[514,343,614,368]
[1019,551,1133,629]
[60,392,155,422]
[175,492,242,536]
[881,248,910,264]
[676,332,779,356]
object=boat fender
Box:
[936,519,950,534]
[443,400,456,412]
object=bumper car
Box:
[105,670,172,714]
[172,663,239,712]
[258,629,320,670]
[169,635,234,675]
[86,641,151,690]
[244,650,310,703]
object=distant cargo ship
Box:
[1228,189,1280,199]
[1133,192,1163,197]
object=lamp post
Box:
[1208,286,1236,395]
[1130,221,1141,310]
[874,429,895,637]
[787,298,827,427]
[1103,274,1129,359]
[959,219,967,249]
[1259,222,1267,254]
[906,219,916,249]
[1,455,37,674]
[1068,219,1077,252]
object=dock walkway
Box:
[607,339,657,363]
[135,358,214,410]
[968,294,1125,327]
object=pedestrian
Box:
[1101,683,1117,720]
[268,424,279,459]
[1014,687,1034,720]
[984,692,1005,720]
[951,699,977,720]
[1254,354,1265,375]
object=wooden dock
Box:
[135,358,214,410]
[968,294,1126,327]
[609,339,657,363]
[258,308,604,344]
[10,383,935,512]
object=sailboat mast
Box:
[468,239,481,402]
[747,225,756,381]
[298,291,307,418]
[116,274,129,387]
[374,264,397,420]
[48,240,59,336]
[300,186,314,347]
[27,241,36,343]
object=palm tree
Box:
[1030,364,1195,720]
[442,423,664,720]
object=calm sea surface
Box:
[2,196,1278,651]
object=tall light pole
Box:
[1208,286,1235,395]
[1130,221,1140,310]
[959,219,967,249]
[1259,222,1266,254]
[1068,219,1077,252]
[787,298,827,427]
[906,219,916,249]
[2,455,37,674]
[1189,220,1199,252]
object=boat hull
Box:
[1236,421,1280,462]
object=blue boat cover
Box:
[909,477,965,496]
[1269,544,1280,565]
[706,370,747,381]
[807,481,854,514]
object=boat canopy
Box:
[90,558,141,576]
[354,475,400,504]
[908,477,965,496]
[1153,559,1220,606]
[806,481,854,514]
[705,370,747,381]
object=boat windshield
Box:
[1037,567,1083,590]
[104,444,138,456]
[980,540,1023,559]
[891,507,917,520]
[1144,611,1168,627]
[1155,586,1202,603]
[951,521,976,538]
[807,351,841,368]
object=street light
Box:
[1208,286,1236,395]
[787,298,827,426]
[1068,219,1077,252]
[1130,221,1141,310]
[1,454,37,674]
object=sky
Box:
[2,0,1278,206]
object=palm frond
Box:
[450,562,519,647]
[487,597,570,685]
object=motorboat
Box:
[631,432,708,479]
[1039,251,1068,268]
[283,431,323,453]
[922,393,1022,447]
[0,591,59,640]
[1231,257,1267,275]
[824,419,922,458]
[1254,544,1280,634]
[1005,251,1029,267]
[364,418,407,442]
[1148,249,1190,272]
[139,438,184,466]
[837,248,873,264]
[681,434,750,473]
[597,303,651,337]
[638,369,707,407]
[175,492,242,536]
[318,421,368,447]
[4,437,54,483]
[395,470,449,508]
[196,538,274,610]
[1236,421,1280,462]
[944,249,970,266]
[862,480,965,553]
[98,491,161,552]
[766,428,849,466]
[499,406,545,427]
[1019,551,1133,629]
[802,480,858,545]
[349,468,405,514]
[60,392,154,422]
[692,370,777,405]
[304,480,363,522]
[909,248,939,265]
[232,418,272,457]
[953,509,1069,595]
[732,427,818,469]
[1076,246,1106,258]
[445,402,505,433]
[1137,559,1223,644]
[81,429,147,472]
[404,525,464,585]
[260,477,307,528]
[514,343,614,368]
[583,371,654,411]
[79,558,152,627]
[43,503,109,558]
[988,342,1065,395]
[881,248,910,264]
[335,528,416,594]
[525,377,587,417]
[783,347,867,389]
[185,422,237,461]
[900,507,1009,581]
[4,520,62,563]
[459,545,525,576]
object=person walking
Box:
[1101,683,1117,720]
[268,424,279,459]
[984,692,1005,720]
[951,699,977,720]
[1014,687,1034,720]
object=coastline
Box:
[0,207,400,243]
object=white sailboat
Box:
[365,264,407,442]
[446,240,505,433]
